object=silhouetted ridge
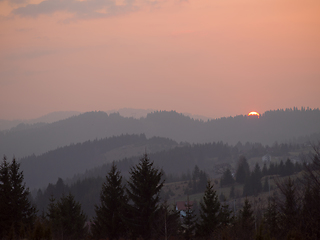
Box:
[1,108,319,159]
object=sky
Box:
[1,0,320,120]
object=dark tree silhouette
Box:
[181,197,197,240]
[126,153,164,240]
[0,156,36,239]
[220,168,235,187]
[236,156,250,184]
[92,162,127,240]
[238,198,255,240]
[47,193,87,240]
[196,181,220,239]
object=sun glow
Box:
[248,111,260,117]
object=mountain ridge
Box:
[1,108,319,159]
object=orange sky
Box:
[1,0,319,120]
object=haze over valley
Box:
[1,0,320,238]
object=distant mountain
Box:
[1,108,319,159]
[0,111,81,131]
[19,134,179,189]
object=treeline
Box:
[35,164,210,218]
[34,153,306,218]
[70,140,306,185]
[220,157,304,197]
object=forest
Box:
[1,107,320,239]
[1,145,319,240]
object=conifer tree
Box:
[235,156,250,184]
[252,163,262,194]
[47,193,87,240]
[92,162,127,240]
[46,195,60,238]
[0,156,11,237]
[284,158,294,176]
[277,177,300,236]
[0,156,36,238]
[218,201,233,228]
[301,183,320,239]
[238,198,255,239]
[126,153,164,240]
[182,197,197,240]
[196,181,220,239]
[264,193,280,239]
[220,168,234,187]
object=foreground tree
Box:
[264,193,280,239]
[126,153,164,239]
[182,197,197,240]
[0,156,36,238]
[300,145,320,239]
[237,198,255,240]
[47,193,87,240]
[196,181,220,239]
[92,162,127,240]
[276,177,302,238]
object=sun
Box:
[248,111,260,118]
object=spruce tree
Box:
[218,201,233,228]
[59,193,87,239]
[264,193,280,239]
[0,156,11,237]
[126,153,164,240]
[235,156,250,184]
[92,162,127,240]
[46,195,60,238]
[278,177,300,236]
[47,193,87,240]
[0,156,36,238]
[182,198,197,240]
[196,181,220,239]
[220,168,235,187]
[252,163,262,194]
[238,198,255,239]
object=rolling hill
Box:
[1,108,319,159]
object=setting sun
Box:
[248,111,260,117]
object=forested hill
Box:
[19,134,179,189]
[1,108,320,158]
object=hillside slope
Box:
[19,134,178,189]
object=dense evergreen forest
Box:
[34,154,305,218]
[1,108,320,158]
[19,132,310,190]
[1,147,320,240]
